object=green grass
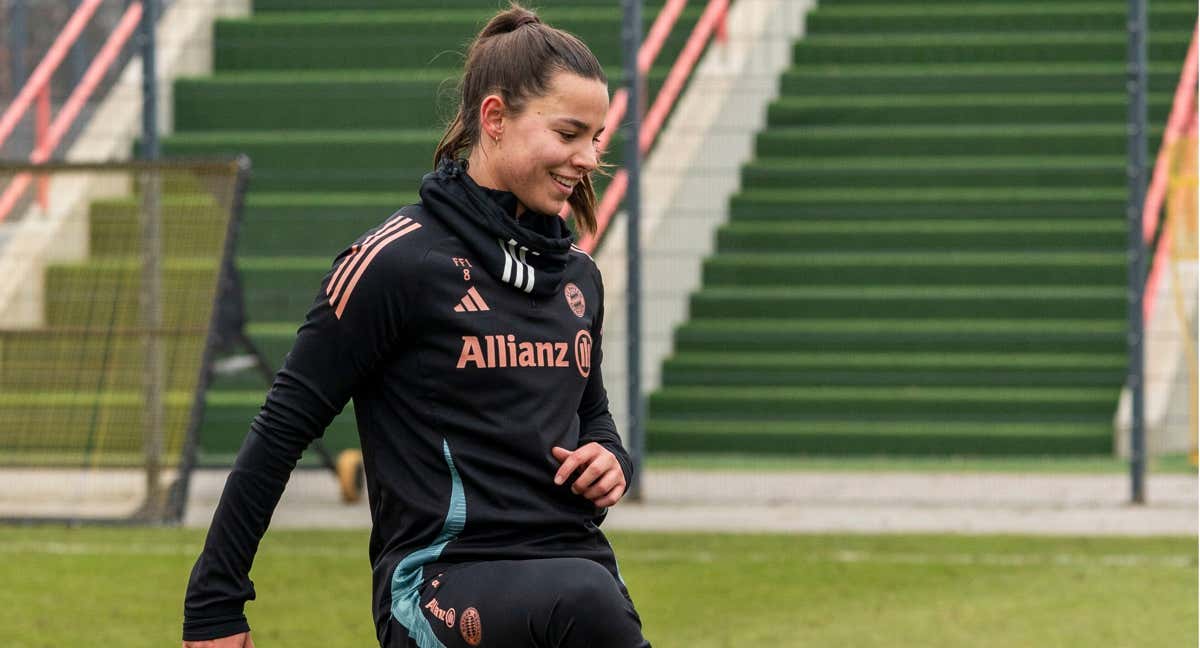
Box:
[0,527,1193,647]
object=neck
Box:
[466,147,527,217]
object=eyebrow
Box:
[556,118,605,137]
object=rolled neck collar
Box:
[476,183,523,220]
[419,158,574,298]
[451,158,568,241]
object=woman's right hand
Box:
[183,632,254,648]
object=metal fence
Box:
[0,159,247,523]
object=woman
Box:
[182,5,649,648]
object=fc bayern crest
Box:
[564,283,586,318]
[460,607,482,646]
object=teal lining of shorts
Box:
[389,438,466,648]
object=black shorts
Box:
[381,557,650,648]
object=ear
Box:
[479,94,506,142]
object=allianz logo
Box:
[456,331,592,378]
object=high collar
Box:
[419,158,574,298]
[476,183,522,220]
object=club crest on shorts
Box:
[460,607,482,646]
[564,282,586,318]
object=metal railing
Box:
[1141,23,1198,323]
[0,0,145,222]
[573,0,729,254]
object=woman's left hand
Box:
[551,443,626,508]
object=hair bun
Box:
[480,5,542,38]
[512,13,540,28]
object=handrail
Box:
[639,0,690,81]
[1141,22,1198,323]
[0,0,144,223]
[572,0,729,254]
[589,0,688,164]
[638,0,729,153]
[1142,24,1199,243]
[0,0,104,148]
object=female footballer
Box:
[182,5,649,647]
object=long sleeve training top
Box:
[183,159,632,644]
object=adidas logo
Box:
[454,286,491,312]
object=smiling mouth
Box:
[550,172,579,192]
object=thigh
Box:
[407,557,649,648]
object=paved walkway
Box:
[183,468,1198,536]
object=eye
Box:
[557,131,577,141]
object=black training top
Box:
[183,159,632,644]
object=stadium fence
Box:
[0,158,249,524]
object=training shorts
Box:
[380,556,650,648]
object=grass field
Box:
[0,526,1194,647]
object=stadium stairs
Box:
[45,0,702,464]
[0,177,229,465]
[645,0,1195,456]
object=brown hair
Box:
[433,3,607,235]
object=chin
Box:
[535,197,568,215]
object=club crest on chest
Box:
[563,282,586,318]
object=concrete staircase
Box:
[645,0,1194,456]
[151,0,703,462]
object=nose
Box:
[572,142,599,173]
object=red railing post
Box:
[0,0,143,223]
[1141,22,1199,324]
[716,3,728,44]
[574,0,730,253]
[36,86,51,209]
[0,0,103,149]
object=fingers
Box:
[550,446,572,462]
[571,451,614,494]
[580,460,626,508]
[552,445,586,486]
[592,482,626,509]
[551,443,626,507]
[581,468,622,501]
[245,633,255,648]
[553,444,605,486]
